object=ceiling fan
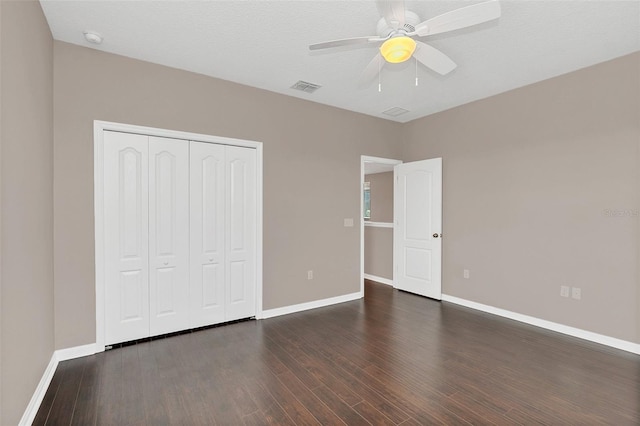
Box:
[309,0,501,83]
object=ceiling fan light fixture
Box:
[380,36,416,64]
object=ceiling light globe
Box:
[380,36,416,64]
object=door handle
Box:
[433,233,442,238]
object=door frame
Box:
[360,155,402,296]
[94,120,263,352]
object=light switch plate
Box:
[344,218,354,227]
[571,287,581,300]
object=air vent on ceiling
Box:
[382,107,409,117]
[291,80,322,93]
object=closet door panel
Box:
[190,141,226,327]
[104,131,150,345]
[149,137,190,336]
[225,146,257,321]
[202,263,223,307]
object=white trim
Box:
[55,343,97,362]
[442,294,640,355]
[19,353,58,426]
[94,120,264,351]
[363,274,393,286]
[260,291,362,319]
[94,123,105,352]
[19,343,99,425]
[94,121,261,149]
[255,143,264,319]
[360,156,402,297]
[364,221,393,228]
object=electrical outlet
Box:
[307,270,313,280]
[560,285,570,298]
[571,287,581,300]
[463,269,470,279]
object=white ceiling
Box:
[365,161,396,174]
[40,0,640,123]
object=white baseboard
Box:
[260,291,362,319]
[19,353,58,426]
[364,274,393,286]
[442,294,640,355]
[55,343,97,362]
[19,343,98,425]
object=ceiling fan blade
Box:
[359,53,384,87]
[376,0,406,30]
[413,41,457,75]
[309,36,384,51]
[414,0,501,37]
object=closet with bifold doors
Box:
[102,130,257,346]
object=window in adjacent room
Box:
[363,181,371,220]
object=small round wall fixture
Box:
[83,31,103,44]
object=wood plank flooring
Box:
[35,280,640,425]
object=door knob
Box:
[433,233,442,238]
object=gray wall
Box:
[364,171,394,280]
[53,41,403,349]
[403,52,640,343]
[365,171,394,222]
[364,227,393,280]
[54,45,639,348]
[0,1,54,424]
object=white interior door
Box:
[225,145,257,321]
[394,158,442,299]
[190,141,226,327]
[104,131,150,344]
[148,136,190,336]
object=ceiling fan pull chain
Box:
[415,57,419,86]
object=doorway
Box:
[360,156,402,295]
[360,156,443,300]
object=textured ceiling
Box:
[365,161,396,174]
[40,0,640,123]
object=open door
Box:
[394,158,442,299]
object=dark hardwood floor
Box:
[35,280,639,425]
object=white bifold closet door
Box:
[190,142,257,327]
[104,132,190,345]
[148,136,190,336]
[104,131,150,344]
